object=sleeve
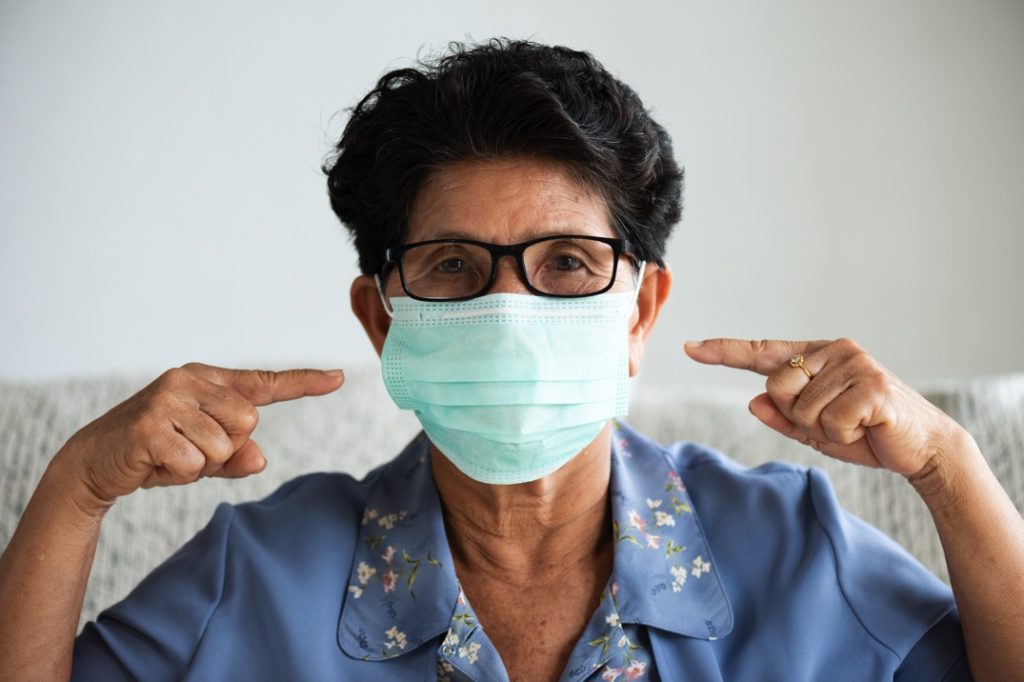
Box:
[806,467,972,680]
[895,615,972,681]
[71,502,235,682]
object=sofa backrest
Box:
[1,366,1021,633]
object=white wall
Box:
[2,0,1022,397]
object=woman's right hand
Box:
[54,362,345,515]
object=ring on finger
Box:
[789,354,813,379]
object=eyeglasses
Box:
[380,234,638,303]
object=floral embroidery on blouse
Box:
[617,499,680,563]
[585,581,650,680]
[381,625,408,658]
[434,586,506,680]
[347,505,442,602]
[606,452,715,606]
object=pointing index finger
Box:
[683,338,826,376]
[182,362,345,406]
[228,368,346,406]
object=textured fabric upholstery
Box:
[1,366,1020,634]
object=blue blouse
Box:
[72,421,970,680]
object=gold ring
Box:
[789,354,812,379]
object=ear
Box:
[351,275,391,357]
[628,263,672,377]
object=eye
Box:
[552,254,582,271]
[436,258,465,274]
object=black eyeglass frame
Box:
[380,234,639,303]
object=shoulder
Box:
[665,437,810,488]
[229,469,377,536]
[212,464,392,577]
[104,468,385,603]
[615,421,834,583]
[123,466,392,616]
[658,435,818,526]
[655,437,826,570]
[73,444,429,680]
[618,423,962,667]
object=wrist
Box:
[46,437,116,522]
[904,426,983,512]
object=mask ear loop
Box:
[630,261,647,307]
[374,273,394,318]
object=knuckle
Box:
[127,415,160,443]
[143,391,180,417]
[856,353,883,375]
[791,401,815,427]
[837,431,858,446]
[149,387,178,406]
[765,373,785,396]
[818,406,838,428]
[239,405,260,431]
[837,367,858,390]
[798,376,825,402]
[153,369,196,400]
[866,373,891,394]
[153,428,184,454]
[207,429,236,460]
[253,369,278,387]
[177,465,204,484]
[819,411,846,443]
[165,445,204,481]
[159,366,190,387]
[835,337,860,352]
[844,340,870,365]
[282,368,313,384]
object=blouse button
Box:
[442,644,456,656]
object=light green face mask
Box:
[380,271,643,485]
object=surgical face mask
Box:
[379,264,645,485]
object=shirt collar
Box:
[337,432,458,660]
[337,422,733,662]
[607,419,734,640]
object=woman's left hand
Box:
[683,337,966,476]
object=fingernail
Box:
[684,340,704,348]
[747,400,756,416]
[325,369,344,377]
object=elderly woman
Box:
[1,38,1021,681]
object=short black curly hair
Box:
[322,37,683,276]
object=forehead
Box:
[406,156,614,244]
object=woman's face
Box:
[379,155,630,300]
[353,154,671,377]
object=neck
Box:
[431,424,614,588]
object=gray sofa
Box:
[1,366,1021,634]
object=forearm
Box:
[909,430,1024,680]
[0,445,110,681]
